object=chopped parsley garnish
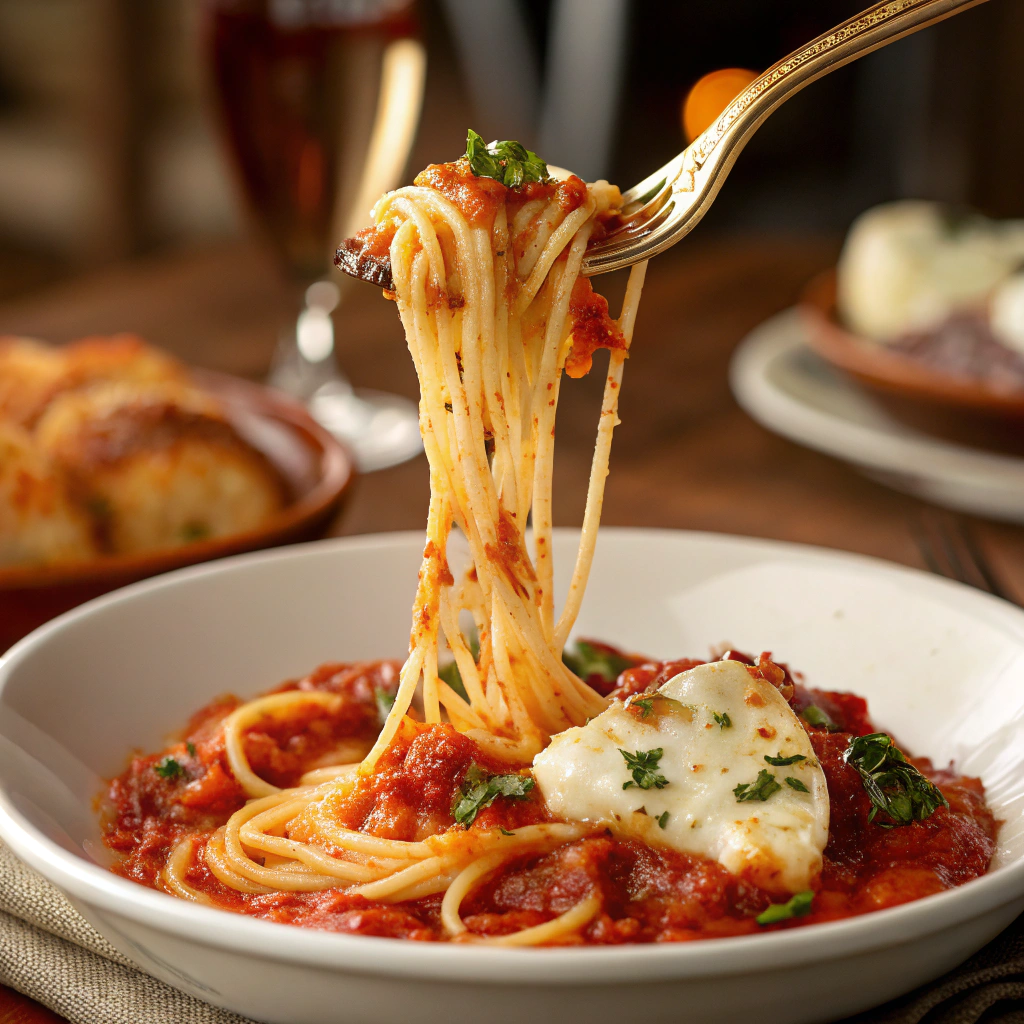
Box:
[764,752,806,767]
[374,686,396,726]
[629,696,655,718]
[563,640,634,688]
[733,769,781,803]
[712,711,732,729]
[843,732,949,828]
[801,705,839,731]
[756,890,814,926]
[452,764,535,828]
[499,827,516,837]
[185,742,197,758]
[626,693,689,721]
[785,776,809,793]
[154,756,185,780]
[656,810,670,829]
[465,129,550,187]
[619,748,669,790]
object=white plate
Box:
[730,309,1024,522]
[0,530,1023,1024]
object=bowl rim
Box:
[1,527,1022,983]
[0,369,356,592]
[800,270,1024,417]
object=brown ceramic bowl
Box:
[0,370,355,650]
[800,270,1024,453]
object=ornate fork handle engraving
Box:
[691,0,986,172]
[581,0,987,275]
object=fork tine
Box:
[615,186,674,229]
[912,509,1015,603]
[618,152,687,209]
[949,516,1014,602]
[911,515,946,579]
[595,199,678,253]
[933,513,975,588]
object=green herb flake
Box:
[756,890,814,926]
[657,811,670,829]
[499,827,516,837]
[801,705,840,731]
[185,741,197,758]
[465,129,550,188]
[626,693,689,721]
[629,696,655,718]
[712,711,732,729]
[785,776,810,793]
[843,732,949,828]
[374,686,396,726]
[154,756,185,781]
[733,769,781,803]
[619,748,669,791]
[764,752,807,767]
[452,764,535,828]
[563,640,634,688]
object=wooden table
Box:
[1,236,1021,1022]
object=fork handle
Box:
[693,0,989,174]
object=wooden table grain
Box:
[1,236,1021,1021]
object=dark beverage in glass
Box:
[206,0,417,280]
[202,0,425,471]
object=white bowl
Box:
[0,529,1022,1024]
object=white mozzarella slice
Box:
[532,660,829,893]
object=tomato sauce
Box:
[565,278,627,379]
[101,649,996,943]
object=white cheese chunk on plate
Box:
[532,660,829,894]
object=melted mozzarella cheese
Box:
[532,660,829,893]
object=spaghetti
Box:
[157,139,649,944]
[105,141,996,940]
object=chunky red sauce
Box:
[565,278,627,378]
[102,648,996,943]
[414,160,587,228]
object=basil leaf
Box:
[801,705,840,731]
[844,732,949,828]
[756,890,814,925]
[438,627,479,702]
[465,129,550,187]
[374,686,396,726]
[563,641,633,687]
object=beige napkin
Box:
[0,842,255,1024]
[0,841,1021,1024]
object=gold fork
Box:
[582,0,989,277]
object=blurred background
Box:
[0,0,1021,302]
[4,0,1024,643]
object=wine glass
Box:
[203,0,425,472]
